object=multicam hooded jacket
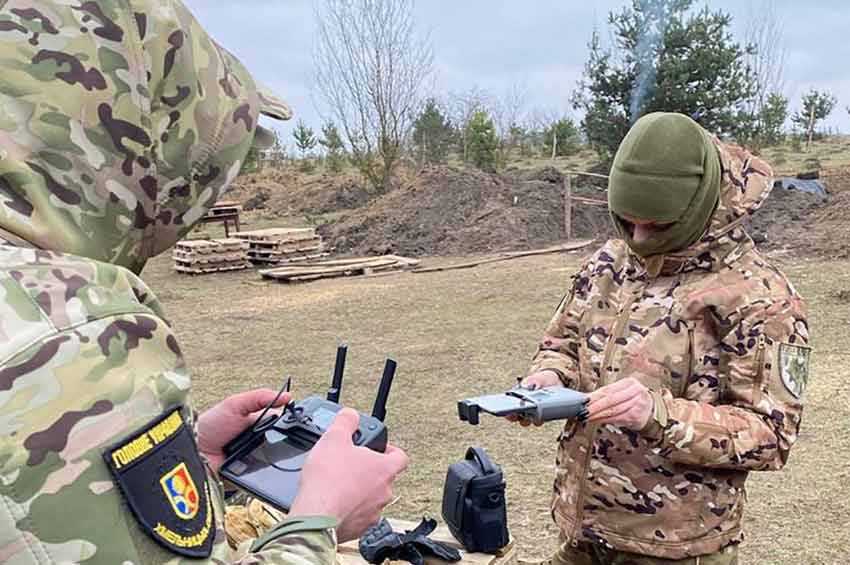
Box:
[528,140,810,559]
[0,1,336,563]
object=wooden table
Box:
[337,519,517,565]
[198,200,242,237]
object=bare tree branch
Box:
[314,0,434,192]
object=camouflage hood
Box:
[704,137,773,239]
[0,0,291,272]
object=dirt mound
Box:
[320,166,613,257]
[226,170,372,216]
[227,163,849,259]
[821,166,850,194]
[801,191,850,258]
[748,186,824,248]
[749,178,850,258]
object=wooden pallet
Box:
[174,238,248,253]
[260,255,419,283]
[173,238,250,274]
[233,227,317,243]
[337,518,516,565]
[248,252,330,265]
[173,250,248,263]
[174,261,250,275]
[247,238,323,251]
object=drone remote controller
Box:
[220,345,396,511]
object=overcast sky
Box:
[183,1,850,144]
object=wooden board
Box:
[233,227,316,242]
[174,261,250,275]
[175,238,248,253]
[172,250,247,264]
[248,252,329,265]
[205,205,242,217]
[248,239,323,252]
[337,518,516,565]
[412,241,593,274]
[259,255,419,283]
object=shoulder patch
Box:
[778,343,810,400]
[103,408,215,558]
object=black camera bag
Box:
[441,446,509,553]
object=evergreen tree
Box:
[466,110,499,172]
[573,0,757,157]
[412,99,455,165]
[543,118,582,158]
[319,121,346,173]
[792,89,837,148]
[292,120,317,159]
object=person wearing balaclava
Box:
[515,113,809,564]
[0,1,407,563]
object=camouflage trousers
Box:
[549,541,738,565]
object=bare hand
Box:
[196,388,291,474]
[506,370,564,427]
[585,377,653,431]
[289,408,410,542]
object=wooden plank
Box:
[212,200,241,208]
[412,241,594,274]
[259,255,416,283]
[172,251,247,264]
[233,228,316,241]
[569,195,607,206]
[174,262,249,275]
[263,258,399,277]
[248,240,323,252]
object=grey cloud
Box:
[185,0,849,139]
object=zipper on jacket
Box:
[752,334,767,405]
[568,289,641,547]
[678,326,695,398]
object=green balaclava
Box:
[607,112,721,257]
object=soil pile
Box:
[318,166,614,257]
[229,163,850,258]
[747,186,824,250]
[226,170,372,216]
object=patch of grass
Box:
[143,251,850,562]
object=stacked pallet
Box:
[172,238,250,274]
[260,255,419,283]
[234,228,327,266]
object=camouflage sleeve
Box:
[230,518,338,564]
[646,296,809,471]
[527,257,595,388]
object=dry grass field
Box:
[143,245,850,563]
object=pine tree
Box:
[319,121,346,173]
[466,110,499,172]
[792,89,837,149]
[573,0,757,157]
[292,120,317,159]
[412,99,455,165]
[543,118,582,158]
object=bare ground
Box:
[143,248,850,563]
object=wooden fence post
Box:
[564,174,572,241]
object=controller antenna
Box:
[372,358,396,422]
[327,344,347,403]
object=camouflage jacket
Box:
[529,140,810,559]
[0,1,336,563]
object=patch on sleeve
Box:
[103,407,215,558]
[778,343,810,400]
